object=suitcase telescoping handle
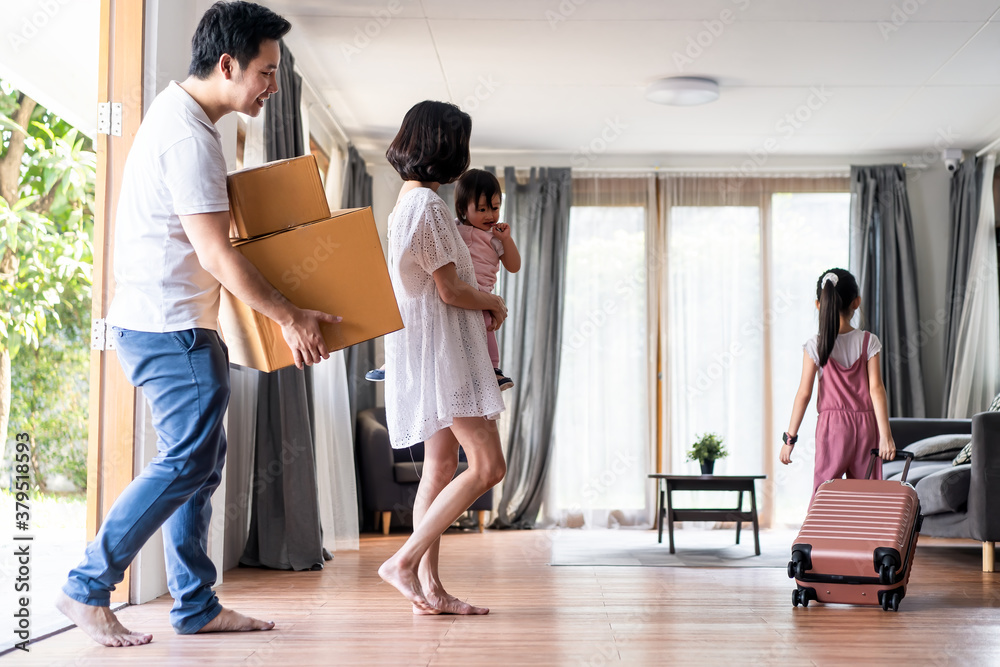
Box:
[866,448,914,482]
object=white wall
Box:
[370,152,954,416]
[368,165,404,396]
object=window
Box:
[769,192,850,525]
[540,175,849,528]
[663,178,850,524]
[668,205,764,481]
[548,205,649,522]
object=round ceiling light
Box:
[645,77,720,106]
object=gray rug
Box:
[549,529,796,568]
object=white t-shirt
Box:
[106,82,230,332]
[804,329,882,375]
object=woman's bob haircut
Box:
[386,101,472,185]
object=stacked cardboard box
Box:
[218,155,402,372]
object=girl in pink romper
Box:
[779,268,896,495]
[453,169,522,390]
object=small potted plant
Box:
[686,432,728,475]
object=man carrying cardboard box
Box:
[57,1,337,647]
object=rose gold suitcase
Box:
[788,450,921,612]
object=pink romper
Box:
[813,331,881,494]
[456,222,504,368]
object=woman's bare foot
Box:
[56,592,153,647]
[378,558,435,612]
[196,607,274,633]
[412,604,443,616]
[419,585,489,615]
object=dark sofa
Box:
[355,407,493,534]
[886,412,1000,572]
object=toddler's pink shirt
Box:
[456,220,504,292]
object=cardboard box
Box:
[218,207,403,372]
[227,155,330,239]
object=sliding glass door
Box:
[665,184,849,525]
[769,192,850,525]
[548,205,649,525]
[543,176,848,528]
[668,205,764,480]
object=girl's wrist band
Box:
[782,432,798,446]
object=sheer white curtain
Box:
[768,190,851,525]
[947,153,1000,417]
[539,173,851,530]
[311,353,360,551]
[542,176,656,528]
[658,175,849,527]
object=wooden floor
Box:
[7,530,1000,666]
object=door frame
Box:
[87,0,145,604]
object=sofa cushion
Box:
[952,441,973,466]
[916,464,972,515]
[903,434,971,461]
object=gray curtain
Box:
[849,165,926,418]
[241,40,326,570]
[339,146,375,528]
[341,146,375,433]
[491,167,572,528]
[942,157,982,413]
[264,40,304,162]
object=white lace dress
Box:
[384,188,505,449]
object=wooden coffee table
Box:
[649,474,766,555]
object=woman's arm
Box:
[432,262,507,330]
[780,349,818,465]
[493,223,521,273]
[867,353,896,461]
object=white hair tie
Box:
[822,272,839,288]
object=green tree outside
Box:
[0,78,95,492]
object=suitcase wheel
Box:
[787,556,806,580]
[880,590,901,612]
[792,587,810,608]
[789,548,810,579]
[879,564,896,585]
[878,555,898,585]
[792,589,800,607]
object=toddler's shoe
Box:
[495,368,514,392]
[365,368,385,382]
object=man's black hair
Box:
[189,1,291,80]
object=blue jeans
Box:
[63,327,230,634]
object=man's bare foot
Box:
[378,558,435,612]
[196,607,274,633]
[419,586,489,615]
[56,591,152,647]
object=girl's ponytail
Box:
[815,268,860,367]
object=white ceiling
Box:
[269,0,1000,165]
